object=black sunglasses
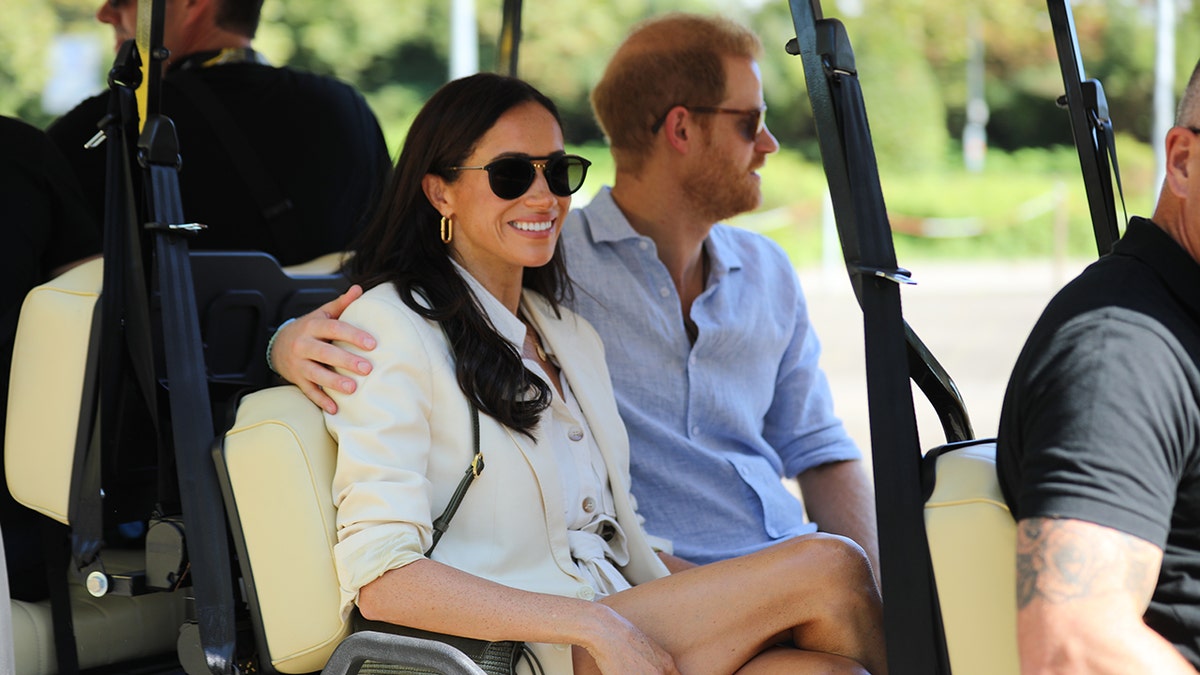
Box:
[448,154,592,200]
[650,104,768,142]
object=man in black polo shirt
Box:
[48,0,391,266]
[997,60,1200,672]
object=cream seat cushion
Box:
[221,386,349,674]
[10,549,187,675]
[924,441,1018,675]
[6,259,102,524]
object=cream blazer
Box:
[327,278,671,673]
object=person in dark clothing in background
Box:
[49,0,391,266]
[0,115,101,600]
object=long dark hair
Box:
[347,73,571,437]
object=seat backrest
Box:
[5,258,102,525]
[188,250,348,392]
[923,440,1019,675]
[217,385,349,674]
[6,251,349,527]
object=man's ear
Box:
[180,0,211,27]
[661,107,694,155]
[422,173,452,216]
[1164,127,1194,200]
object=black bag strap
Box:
[167,72,303,262]
[427,404,484,557]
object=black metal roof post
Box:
[498,0,523,77]
[785,0,952,672]
[785,2,973,446]
[1047,0,1123,255]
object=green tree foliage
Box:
[846,0,950,172]
[2,0,104,126]
[5,0,1199,159]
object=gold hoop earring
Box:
[440,216,453,244]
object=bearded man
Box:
[271,12,878,576]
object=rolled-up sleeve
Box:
[765,271,860,479]
[325,293,439,618]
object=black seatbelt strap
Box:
[167,73,303,262]
[826,36,951,675]
[66,37,154,600]
[139,114,237,675]
[1094,98,1130,232]
[42,520,79,675]
[786,2,951,671]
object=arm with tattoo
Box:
[1015,517,1194,673]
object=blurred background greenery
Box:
[6,0,1197,266]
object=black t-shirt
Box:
[0,116,101,425]
[47,54,391,266]
[0,115,102,598]
[997,217,1200,666]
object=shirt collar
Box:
[170,47,269,73]
[1116,216,1200,316]
[582,186,743,274]
[581,187,641,244]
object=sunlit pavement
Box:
[796,258,1091,478]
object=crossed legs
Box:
[572,532,886,674]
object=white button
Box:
[691,426,700,436]
[638,241,649,250]
[582,497,596,513]
[576,586,596,600]
[688,354,697,366]
[659,287,670,298]
[568,426,584,441]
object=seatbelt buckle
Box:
[144,221,208,236]
[853,264,917,285]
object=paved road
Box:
[797,258,1091,473]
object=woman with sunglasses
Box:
[328,72,886,675]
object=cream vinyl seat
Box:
[4,252,354,673]
[219,385,484,674]
[923,440,1019,675]
[5,259,188,674]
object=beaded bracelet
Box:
[265,317,297,375]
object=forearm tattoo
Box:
[1016,518,1158,610]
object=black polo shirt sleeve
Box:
[1005,306,1197,549]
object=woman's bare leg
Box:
[576,533,886,675]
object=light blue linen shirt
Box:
[560,187,861,564]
